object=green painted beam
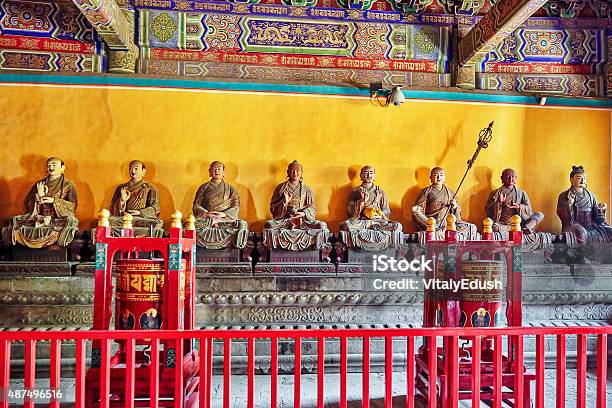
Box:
[0,73,610,108]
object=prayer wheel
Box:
[115,258,187,331]
[459,260,503,327]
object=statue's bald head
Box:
[128,160,146,182]
[129,160,145,169]
[46,157,65,177]
[501,168,517,187]
[209,161,225,181]
[430,167,445,176]
[360,165,376,183]
[430,167,445,187]
[210,161,225,170]
[47,157,64,166]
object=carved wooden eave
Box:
[70,0,132,50]
[458,0,551,67]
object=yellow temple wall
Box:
[0,85,610,233]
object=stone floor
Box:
[6,368,612,407]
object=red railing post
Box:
[223,338,231,408]
[271,337,278,408]
[385,336,393,408]
[75,339,85,408]
[471,336,481,407]
[535,334,545,408]
[317,337,324,408]
[100,338,110,408]
[493,335,502,408]
[199,337,209,408]
[447,335,459,408]
[247,338,255,408]
[49,339,61,408]
[149,338,160,408]
[482,218,494,241]
[23,339,35,408]
[363,337,370,408]
[0,339,10,408]
[596,333,607,408]
[125,338,135,408]
[295,337,302,408]
[173,338,184,408]
[576,334,587,408]
[427,335,437,408]
[514,334,524,408]
[556,334,566,408]
[406,336,414,408]
[340,336,347,407]
[206,338,213,405]
[425,217,436,242]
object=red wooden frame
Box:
[85,222,199,407]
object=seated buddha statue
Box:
[485,168,551,250]
[263,160,330,251]
[557,165,612,245]
[485,168,543,233]
[339,165,403,251]
[192,161,249,249]
[412,167,478,239]
[2,157,79,248]
[108,160,163,237]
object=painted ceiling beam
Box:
[71,0,131,50]
[458,0,550,67]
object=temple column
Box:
[107,4,138,74]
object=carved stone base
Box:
[197,247,242,263]
[268,249,320,263]
[11,245,70,262]
[337,263,372,274]
[335,248,404,273]
[0,261,73,275]
[196,263,252,275]
[254,263,335,275]
[346,248,399,264]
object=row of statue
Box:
[1,157,611,252]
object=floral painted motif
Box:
[151,12,177,43]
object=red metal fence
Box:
[0,326,609,408]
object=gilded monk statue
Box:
[557,165,612,245]
[193,161,248,249]
[109,160,163,237]
[485,168,543,233]
[412,167,478,239]
[263,160,330,251]
[2,157,78,248]
[339,165,403,251]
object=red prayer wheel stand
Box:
[85,223,199,407]
[416,232,535,407]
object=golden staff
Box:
[440,121,494,222]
